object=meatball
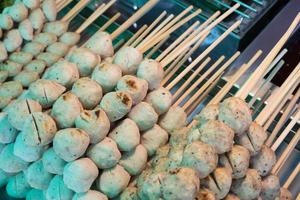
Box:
[24,60,47,75]
[145,87,172,115]
[42,148,67,175]
[86,31,114,58]
[34,32,57,46]
[277,188,292,200]
[18,19,34,41]
[0,14,13,30]
[250,145,276,176]
[43,21,69,36]
[23,42,46,56]
[60,32,80,46]
[8,2,28,22]
[46,175,74,200]
[4,29,23,52]
[13,71,39,87]
[194,104,219,127]
[0,42,8,62]
[117,186,139,200]
[6,172,31,198]
[26,189,46,200]
[159,106,187,133]
[0,61,23,77]
[73,190,108,200]
[196,188,216,200]
[261,175,280,200]
[42,0,57,22]
[29,8,45,30]
[47,42,70,57]
[0,112,18,144]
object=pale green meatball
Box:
[14,71,39,87]
[98,164,130,198]
[7,99,42,130]
[86,31,114,58]
[28,79,66,108]
[0,168,13,188]
[0,61,23,77]
[161,167,200,200]
[13,134,45,162]
[73,190,108,200]
[117,187,139,200]
[23,42,46,56]
[26,189,46,200]
[92,61,122,93]
[116,75,148,105]
[46,175,74,200]
[0,143,29,173]
[47,42,70,57]
[159,106,187,133]
[137,59,164,90]
[113,46,142,75]
[0,42,8,62]
[29,8,45,30]
[51,92,82,128]
[277,188,292,200]
[202,167,232,199]
[67,47,101,77]
[42,148,67,175]
[42,0,57,22]
[63,158,99,193]
[43,21,69,36]
[100,91,133,122]
[0,112,18,144]
[9,51,33,65]
[145,87,172,115]
[0,71,8,83]
[87,137,121,169]
[119,144,148,175]
[4,29,23,52]
[22,112,57,146]
[224,193,240,200]
[250,145,276,176]
[24,60,47,74]
[6,172,31,198]
[37,52,61,66]
[34,32,57,46]
[196,188,216,200]
[23,0,40,9]
[25,159,53,189]
[0,14,14,30]
[53,128,90,162]
[75,108,110,144]
[182,141,218,178]
[108,118,140,152]
[0,96,11,110]
[72,78,103,109]
[261,175,280,200]
[231,169,262,200]
[194,104,219,127]
[19,19,34,41]
[42,60,79,88]
[8,2,28,22]
[59,32,80,46]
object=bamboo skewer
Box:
[138,9,203,53]
[161,32,210,86]
[160,3,241,67]
[272,129,300,175]
[131,11,167,47]
[180,56,230,110]
[165,20,242,90]
[256,62,300,125]
[145,36,169,59]
[209,50,262,105]
[123,25,148,47]
[111,0,160,40]
[137,6,195,49]
[58,0,73,11]
[99,12,121,32]
[164,50,187,77]
[75,0,116,34]
[61,0,91,22]
[113,39,125,51]
[266,87,300,146]
[248,60,285,107]
[283,163,300,188]
[172,57,212,99]
[272,109,300,151]
[236,12,300,99]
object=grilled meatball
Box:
[86,31,114,58]
[4,29,23,52]
[60,32,80,46]
[37,52,61,67]
[196,188,216,200]
[9,51,33,65]
[46,175,74,200]
[29,8,45,30]
[0,61,23,77]
[225,193,240,200]
[194,104,219,127]
[26,189,46,200]
[34,32,57,46]
[42,0,57,22]
[47,42,70,57]
[19,19,34,41]
[43,21,69,36]
[159,106,187,133]
[276,188,292,200]
[0,80,23,99]
[42,147,67,175]
[0,42,8,62]
[73,190,108,200]
[23,0,40,9]
[145,87,172,115]
[23,42,46,56]
[8,2,28,23]
[6,172,31,198]
[24,60,47,75]
[0,112,17,144]
[0,14,14,30]
[14,71,39,87]
[261,175,280,200]
[117,186,139,200]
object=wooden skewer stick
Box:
[58,0,73,11]
[145,35,169,59]
[209,50,262,105]
[283,163,300,188]
[272,129,300,175]
[139,9,202,53]
[296,192,300,200]
[272,108,300,151]
[99,12,121,32]
[164,50,187,78]
[236,12,300,99]
[111,0,160,40]
[186,72,224,115]
[172,57,212,99]
[162,32,210,85]
[256,62,300,125]
[266,86,300,146]
[172,57,213,100]
[160,3,240,67]
[123,25,148,47]
[76,0,116,34]
[137,6,194,49]
[131,11,167,47]
[113,39,125,51]
[156,11,221,62]
[177,56,226,108]
[248,60,285,107]
[187,52,241,127]
[165,20,242,90]
[61,0,91,22]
